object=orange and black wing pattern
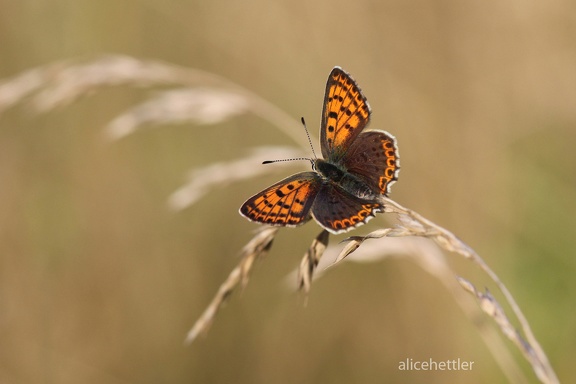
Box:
[320,67,371,161]
[239,172,321,227]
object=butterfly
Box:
[240,67,400,234]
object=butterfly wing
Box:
[239,172,321,227]
[320,67,371,161]
[343,130,400,196]
[311,183,383,234]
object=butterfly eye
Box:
[311,159,318,171]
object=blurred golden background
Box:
[1,1,575,383]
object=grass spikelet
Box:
[330,196,559,384]
[297,229,330,293]
[458,278,555,384]
[105,87,250,140]
[185,227,278,344]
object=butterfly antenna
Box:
[262,158,310,165]
[261,117,317,167]
[300,117,318,160]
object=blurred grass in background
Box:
[1,0,575,383]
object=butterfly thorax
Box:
[314,159,377,200]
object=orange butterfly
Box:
[240,67,400,234]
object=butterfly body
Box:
[240,67,400,234]
[314,158,377,201]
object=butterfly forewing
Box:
[240,172,321,227]
[320,67,371,161]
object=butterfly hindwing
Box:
[320,67,371,161]
[342,130,400,196]
[311,183,383,234]
[240,172,321,227]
